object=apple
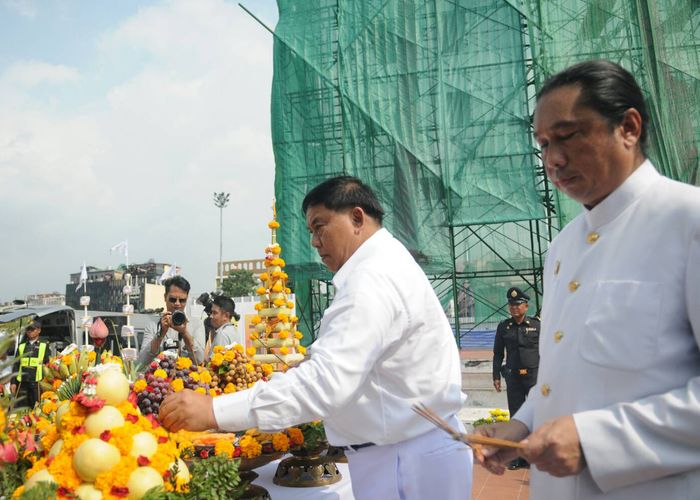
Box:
[95,368,130,406]
[75,483,103,500]
[130,432,158,459]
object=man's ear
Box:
[351,207,364,227]
[620,108,642,149]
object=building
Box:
[65,261,179,313]
[216,258,265,290]
[25,292,66,306]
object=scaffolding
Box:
[266,0,700,343]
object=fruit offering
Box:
[207,344,273,394]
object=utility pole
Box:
[213,192,230,291]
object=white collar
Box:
[332,228,390,289]
[583,159,660,229]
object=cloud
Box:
[0,0,277,302]
[1,61,80,87]
[1,0,37,18]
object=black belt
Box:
[342,442,375,452]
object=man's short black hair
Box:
[163,276,191,295]
[302,175,385,224]
[537,60,649,152]
[213,295,240,322]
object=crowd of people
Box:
[8,60,700,499]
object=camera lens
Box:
[171,310,187,326]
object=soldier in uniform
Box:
[11,321,48,409]
[492,287,540,469]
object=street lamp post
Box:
[213,192,230,291]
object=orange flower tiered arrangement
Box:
[16,363,190,499]
[250,204,306,368]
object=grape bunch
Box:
[136,374,171,415]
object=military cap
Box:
[507,287,529,304]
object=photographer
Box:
[210,295,243,348]
[138,276,205,366]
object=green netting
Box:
[524,0,700,225]
[269,0,700,336]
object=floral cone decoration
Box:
[251,202,306,368]
[89,317,110,348]
[40,347,97,394]
[16,363,188,498]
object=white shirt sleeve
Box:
[213,270,405,432]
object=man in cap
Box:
[11,321,48,409]
[492,287,540,469]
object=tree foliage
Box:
[221,269,257,298]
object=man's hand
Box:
[520,415,586,477]
[473,419,529,475]
[159,389,217,432]
[493,379,502,392]
[159,313,172,336]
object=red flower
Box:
[110,486,129,497]
[73,393,105,413]
[158,436,168,444]
[200,449,209,459]
[0,443,18,463]
[145,414,160,429]
[125,413,139,424]
[127,392,139,408]
[163,470,172,480]
[72,425,86,435]
[57,487,72,496]
[233,446,241,458]
[100,430,112,442]
[137,455,151,466]
[46,456,55,467]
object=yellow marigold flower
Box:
[213,345,224,353]
[286,301,294,309]
[133,379,148,393]
[195,387,206,395]
[154,369,168,379]
[52,379,62,390]
[297,346,307,355]
[277,313,289,322]
[88,351,97,362]
[286,427,304,446]
[294,331,303,340]
[262,364,274,376]
[272,271,282,279]
[40,391,56,401]
[211,353,224,367]
[245,363,255,374]
[171,379,185,392]
[268,220,280,229]
[279,347,290,355]
[247,346,257,357]
[254,303,263,311]
[273,298,285,307]
[224,350,236,363]
[271,245,282,255]
[291,315,299,323]
[189,371,200,382]
[256,286,267,295]
[278,330,290,340]
[271,281,283,293]
[214,440,234,458]
[285,288,291,294]
[259,272,269,281]
[209,389,218,397]
[251,315,262,325]
[272,433,290,452]
[41,401,57,415]
[272,258,286,267]
[233,344,244,353]
[224,383,236,394]
[199,370,212,384]
[239,435,262,458]
[176,357,192,370]
[63,354,74,366]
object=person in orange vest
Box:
[11,321,48,409]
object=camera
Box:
[196,292,215,316]
[171,310,187,327]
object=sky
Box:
[0,0,281,302]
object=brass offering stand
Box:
[325,445,348,464]
[273,443,342,488]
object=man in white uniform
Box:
[160,176,472,499]
[476,60,700,499]
[208,295,243,351]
